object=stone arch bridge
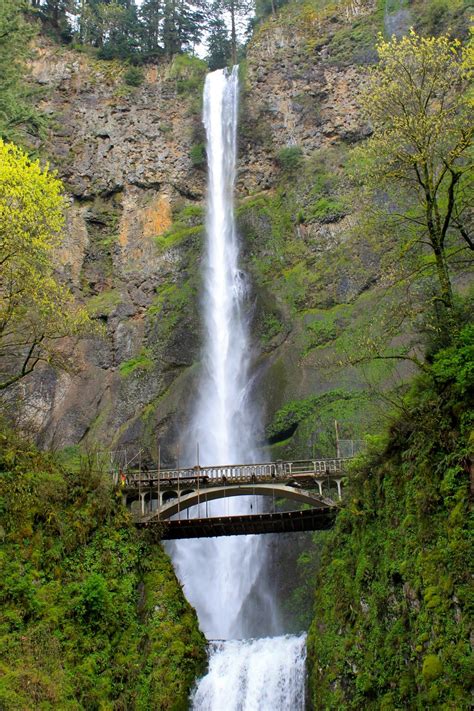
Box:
[118,459,350,539]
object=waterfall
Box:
[167,67,306,709]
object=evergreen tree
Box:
[139,0,164,56]
[206,10,231,70]
[213,0,253,64]
[0,0,44,143]
[162,0,206,58]
[97,0,141,60]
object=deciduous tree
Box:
[357,30,473,323]
[0,140,96,391]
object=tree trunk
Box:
[432,243,454,311]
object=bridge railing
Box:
[123,458,349,487]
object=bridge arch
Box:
[142,483,334,522]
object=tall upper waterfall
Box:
[194,67,255,466]
[167,67,306,710]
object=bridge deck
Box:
[121,458,348,491]
[138,507,337,539]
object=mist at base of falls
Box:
[165,66,307,710]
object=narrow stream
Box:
[167,67,306,710]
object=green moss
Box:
[422,654,443,682]
[86,289,121,317]
[302,304,352,354]
[306,342,473,709]
[119,348,154,377]
[0,430,206,709]
[155,224,202,252]
[266,388,382,458]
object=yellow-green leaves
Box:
[362,29,471,181]
[0,140,97,390]
[356,29,473,317]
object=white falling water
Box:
[167,67,306,709]
[191,635,307,711]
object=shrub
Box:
[75,573,111,628]
[276,146,304,172]
[190,142,206,167]
[123,66,144,87]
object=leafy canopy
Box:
[354,29,473,329]
[0,139,96,391]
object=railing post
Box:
[157,443,161,521]
[197,465,200,512]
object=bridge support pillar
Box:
[140,492,146,515]
[335,479,342,500]
[316,480,323,496]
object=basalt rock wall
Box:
[18,1,392,463]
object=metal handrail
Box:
[123,458,350,485]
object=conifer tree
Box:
[0,0,44,143]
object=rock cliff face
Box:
[18,0,387,462]
[19,45,207,459]
[240,2,373,193]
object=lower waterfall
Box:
[166,66,306,710]
[192,635,307,710]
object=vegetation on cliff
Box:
[0,0,45,143]
[306,326,473,709]
[0,433,207,709]
[0,139,96,392]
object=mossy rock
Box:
[422,654,443,683]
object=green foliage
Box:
[431,325,474,395]
[123,65,144,86]
[308,195,346,222]
[74,573,111,628]
[0,428,206,709]
[207,11,232,70]
[306,353,473,709]
[119,348,154,377]
[0,139,97,390]
[326,6,382,65]
[190,142,206,167]
[412,0,471,39]
[276,145,304,172]
[260,313,284,343]
[356,30,472,317]
[267,388,384,458]
[0,1,45,144]
[86,288,121,317]
[168,53,208,96]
